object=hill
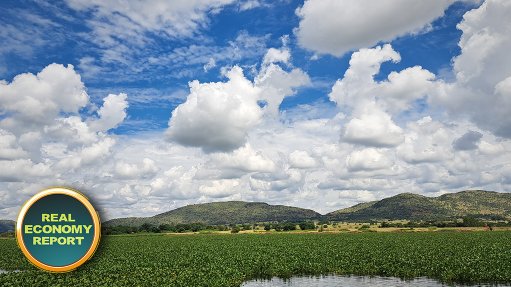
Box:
[327,190,511,221]
[105,201,321,226]
[105,190,511,226]
[0,220,15,233]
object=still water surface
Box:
[242,275,510,287]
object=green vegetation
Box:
[1,232,511,286]
[379,216,511,229]
[328,190,511,221]
[105,201,320,226]
[103,191,511,229]
[102,221,320,235]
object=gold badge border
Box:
[15,187,101,273]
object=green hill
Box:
[105,190,511,226]
[0,220,15,233]
[105,201,321,226]
[327,190,511,221]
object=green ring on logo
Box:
[16,187,101,272]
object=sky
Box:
[1,0,511,220]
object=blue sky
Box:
[1,0,511,220]
[1,0,477,134]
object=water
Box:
[242,275,510,287]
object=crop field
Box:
[1,232,511,286]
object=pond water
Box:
[241,275,510,287]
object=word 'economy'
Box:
[24,213,92,246]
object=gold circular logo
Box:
[16,187,101,272]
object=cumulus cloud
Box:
[0,160,51,182]
[3,1,511,221]
[0,130,28,160]
[329,44,438,115]
[89,93,129,132]
[56,137,116,170]
[166,66,262,153]
[199,179,241,198]
[0,64,88,132]
[397,117,453,163]
[289,150,317,169]
[329,44,401,108]
[478,140,504,155]
[150,166,201,200]
[432,0,511,138]
[329,45,422,147]
[295,0,454,56]
[167,45,310,152]
[378,66,437,113]
[115,158,159,179]
[346,148,393,172]
[0,63,128,212]
[256,46,310,117]
[343,102,404,147]
[210,144,276,173]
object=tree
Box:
[159,224,172,231]
[282,222,296,231]
[462,216,483,227]
[299,222,316,230]
[140,223,154,232]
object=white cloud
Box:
[56,138,116,170]
[432,0,511,138]
[478,140,504,155]
[65,0,236,45]
[289,150,317,169]
[239,0,262,11]
[329,44,401,107]
[256,63,310,116]
[346,148,393,172]
[203,58,216,72]
[343,102,404,147]
[146,31,269,79]
[89,93,129,132]
[199,179,240,198]
[0,64,88,132]
[3,1,511,221]
[0,130,28,160]
[378,66,437,113]
[166,66,262,153]
[0,160,51,182]
[295,0,454,56]
[0,63,129,213]
[211,144,276,173]
[329,44,437,114]
[115,158,159,179]
[397,117,453,163]
[328,44,448,148]
[167,45,310,152]
[262,47,290,66]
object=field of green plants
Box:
[1,232,511,286]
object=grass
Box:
[1,231,511,286]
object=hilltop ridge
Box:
[103,190,511,226]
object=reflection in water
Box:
[242,275,510,287]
